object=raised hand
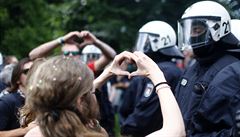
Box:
[108,51,133,76]
[127,51,166,84]
[78,31,98,48]
[62,31,81,43]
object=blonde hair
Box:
[25,56,104,137]
[20,58,46,127]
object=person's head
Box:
[81,45,102,63]
[0,64,16,88]
[25,56,102,137]
[178,1,239,58]
[135,20,183,60]
[61,44,81,60]
[10,57,32,92]
[4,55,18,65]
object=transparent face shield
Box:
[135,32,160,53]
[82,53,101,63]
[178,17,221,50]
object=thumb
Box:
[128,70,140,79]
[117,70,130,76]
[78,42,89,49]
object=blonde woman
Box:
[24,51,185,137]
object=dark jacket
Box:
[0,91,25,130]
[175,54,240,137]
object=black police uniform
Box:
[120,61,182,137]
[175,54,240,137]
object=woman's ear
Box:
[76,96,84,111]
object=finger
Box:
[115,52,132,64]
[128,70,140,79]
[128,52,139,63]
[67,31,80,38]
[133,51,147,58]
[117,71,130,76]
[110,69,130,76]
[78,42,90,49]
[118,51,138,63]
[80,31,90,37]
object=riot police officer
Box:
[175,1,240,136]
[120,20,184,137]
[81,44,102,63]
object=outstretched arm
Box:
[29,31,82,60]
[79,31,116,72]
[129,51,185,137]
[93,51,130,89]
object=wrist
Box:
[148,72,166,85]
[155,84,171,94]
[93,39,101,45]
[103,67,114,78]
[57,37,65,46]
[94,67,113,89]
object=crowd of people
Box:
[0,1,240,137]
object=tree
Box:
[0,0,65,58]
[0,0,239,57]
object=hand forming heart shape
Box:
[108,51,164,79]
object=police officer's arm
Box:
[79,31,116,72]
[130,51,185,137]
[29,31,82,60]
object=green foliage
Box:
[0,0,66,58]
[0,0,239,58]
[65,0,199,52]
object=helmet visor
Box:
[178,18,210,50]
[81,53,101,63]
[135,32,160,53]
[178,17,221,50]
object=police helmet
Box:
[135,21,183,59]
[178,1,239,51]
[231,19,240,40]
[81,45,102,63]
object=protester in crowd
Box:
[0,64,16,97]
[24,51,185,137]
[29,30,116,74]
[4,55,18,65]
[0,57,35,136]
[24,55,107,137]
[175,1,240,136]
[119,21,183,137]
[29,30,116,136]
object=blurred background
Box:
[0,0,239,58]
